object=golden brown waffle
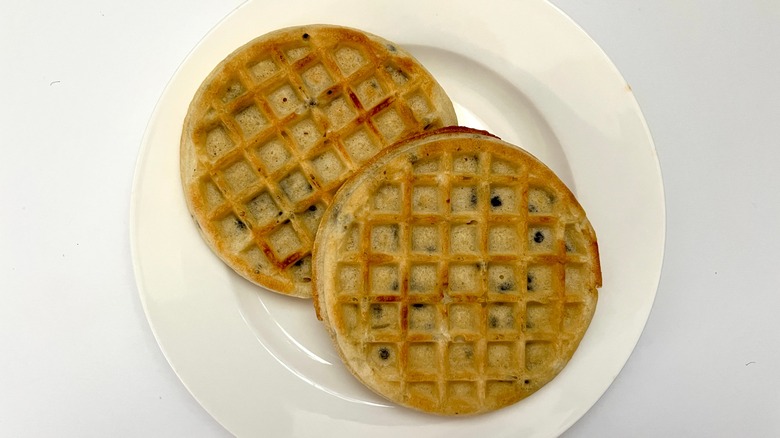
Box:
[181,25,457,297]
[313,127,601,415]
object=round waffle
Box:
[181,25,457,297]
[313,127,601,415]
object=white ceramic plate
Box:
[130,1,665,436]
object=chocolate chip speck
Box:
[302,33,309,39]
[308,205,317,212]
[533,231,545,243]
[527,274,535,291]
[378,347,390,360]
[412,303,424,308]
[490,195,502,207]
[528,204,538,213]
[498,282,513,292]
[235,219,246,230]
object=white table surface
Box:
[2,1,779,436]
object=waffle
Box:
[312,127,601,415]
[181,25,457,297]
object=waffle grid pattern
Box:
[330,147,596,413]
[185,27,454,296]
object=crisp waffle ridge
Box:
[181,25,457,297]
[313,127,601,415]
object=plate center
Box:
[233,46,575,403]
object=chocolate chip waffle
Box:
[181,25,457,297]
[312,127,601,415]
